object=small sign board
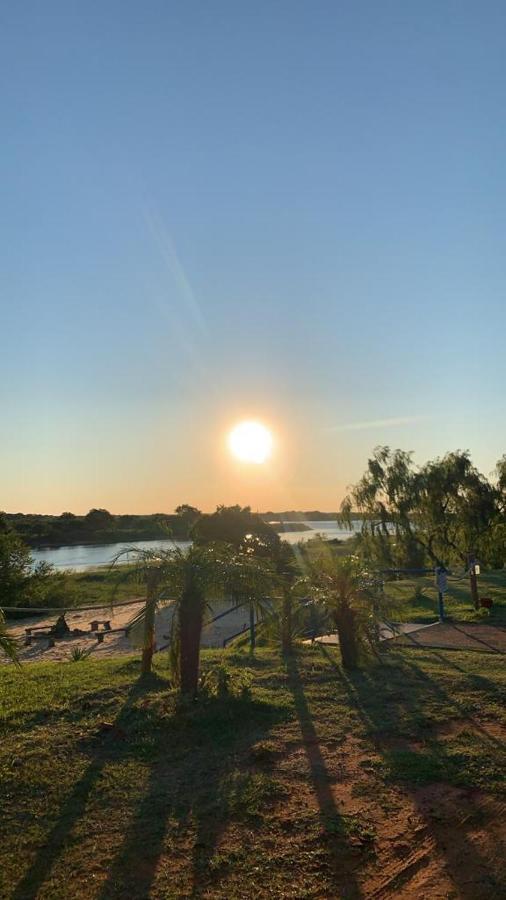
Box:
[435,566,448,594]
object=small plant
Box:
[69,644,93,662]
[199,664,252,699]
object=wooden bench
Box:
[25,629,56,647]
[90,620,111,632]
[25,624,54,636]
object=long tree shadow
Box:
[397,651,505,752]
[319,645,505,898]
[423,646,506,706]
[11,672,168,900]
[451,622,506,654]
[285,652,364,899]
[96,692,287,899]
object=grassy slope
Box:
[1,644,505,899]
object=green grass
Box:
[1,644,505,898]
[385,569,506,624]
[63,564,142,607]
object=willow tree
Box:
[341,446,501,607]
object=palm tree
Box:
[112,543,274,695]
[300,547,383,669]
[0,610,19,665]
[225,535,276,652]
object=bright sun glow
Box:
[228,420,273,464]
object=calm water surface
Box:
[31,521,360,572]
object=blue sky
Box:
[2,2,506,513]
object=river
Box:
[31,520,361,572]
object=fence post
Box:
[435,566,447,623]
[438,590,445,622]
[249,601,256,651]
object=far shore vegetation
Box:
[3,507,336,549]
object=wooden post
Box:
[468,553,480,611]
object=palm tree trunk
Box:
[335,604,358,670]
[141,573,158,676]
[179,588,204,697]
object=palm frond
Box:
[0,611,19,666]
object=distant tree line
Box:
[3,505,202,548]
[3,506,343,549]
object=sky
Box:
[2,1,506,514]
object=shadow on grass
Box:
[451,622,506,654]
[285,652,364,899]
[12,669,286,900]
[11,673,166,900]
[424,646,506,704]
[319,645,505,898]
[96,693,286,899]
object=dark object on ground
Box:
[24,615,69,645]
[480,597,493,609]
[53,615,70,637]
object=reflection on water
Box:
[31,521,359,572]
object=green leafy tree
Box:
[175,505,201,528]
[0,515,73,609]
[0,518,34,606]
[85,508,115,529]
[192,505,280,557]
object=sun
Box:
[228,420,273,464]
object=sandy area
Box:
[7,601,148,664]
[5,599,253,664]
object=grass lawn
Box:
[385,569,506,626]
[1,643,505,899]
[66,565,141,607]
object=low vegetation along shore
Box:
[1,644,505,899]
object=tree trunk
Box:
[281,588,293,655]
[179,588,204,697]
[335,604,358,670]
[141,574,158,676]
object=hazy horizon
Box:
[3,3,506,514]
